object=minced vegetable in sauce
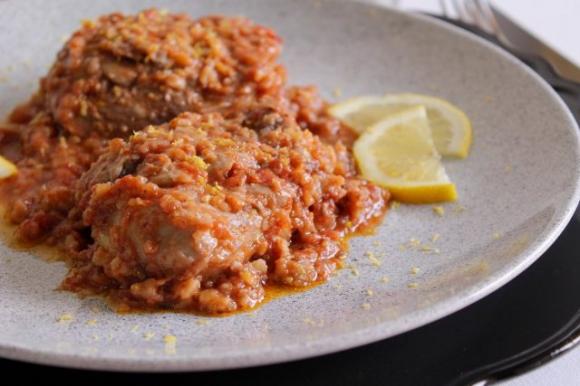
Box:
[0,9,388,315]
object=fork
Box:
[439,0,508,43]
[438,0,580,85]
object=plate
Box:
[0,0,579,371]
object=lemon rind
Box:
[353,106,458,204]
[381,93,472,158]
[0,156,17,179]
[330,93,472,158]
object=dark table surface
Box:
[1,16,579,386]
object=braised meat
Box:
[38,9,286,138]
[63,111,386,312]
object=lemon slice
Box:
[329,96,412,132]
[329,93,472,158]
[353,106,457,203]
[0,155,17,179]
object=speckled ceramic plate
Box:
[0,0,579,372]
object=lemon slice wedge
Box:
[329,93,472,158]
[0,155,17,179]
[353,106,457,203]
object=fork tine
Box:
[439,0,450,18]
[473,0,503,37]
[465,0,493,34]
[451,0,472,24]
[441,0,511,47]
[440,0,460,20]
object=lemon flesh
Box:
[353,106,457,203]
[0,156,17,179]
[330,93,472,158]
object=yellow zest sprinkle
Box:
[366,289,374,296]
[408,282,419,289]
[346,264,360,277]
[82,19,96,28]
[493,232,502,240]
[164,335,177,344]
[390,201,401,210]
[143,332,155,341]
[410,267,420,275]
[303,317,324,327]
[196,319,209,326]
[214,137,235,146]
[361,303,371,310]
[381,276,389,283]
[57,313,74,323]
[189,155,207,170]
[431,233,440,242]
[86,319,97,326]
[130,325,140,333]
[164,335,177,355]
[207,183,223,195]
[366,251,381,267]
[432,206,445,217]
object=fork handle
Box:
[436,15,580,119]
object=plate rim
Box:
[0,0,579,372]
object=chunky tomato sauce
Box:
[0,9,387,314]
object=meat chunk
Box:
[39,9,286,138]
[0,9,389,315]
[63,111,387,313]
[0,9,358,259]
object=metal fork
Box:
[438,0,580,84]
[439,0,507,43]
